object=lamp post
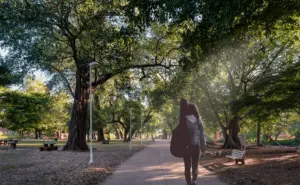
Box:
[89,61,98,164]
[140,113,143,145]
[129,108,132,150]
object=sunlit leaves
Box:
[0,87,51,131]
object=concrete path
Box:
[101,140,227,185]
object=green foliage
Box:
[289,123,300,141]
[0,77,71,134]
[262,139,300,146]
[127,0,300,58]
[49,92,71,132]
[0,87,51,131]
[0,62,23,87]
[295,132,300,141]
[1,0,300,147]
[233,56,300,119]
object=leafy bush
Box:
[218,138,224,143]
[245,131,257,143]
[288,123,300,141]
[262,139,300,146]
[295,132,300,141]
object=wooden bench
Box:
[39,140,58,151]
[39,146,58,151]
[7,141,17,149]
[102,138,110,144]
[226,149,246,164]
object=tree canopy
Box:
[0,0,299,150]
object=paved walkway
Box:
[101,140,227,185]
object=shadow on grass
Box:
[205,152,300,185]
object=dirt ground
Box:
[201,146,300,185]
[0,143,149,185]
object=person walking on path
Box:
[181,100,207,185]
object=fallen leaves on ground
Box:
[201,148,300,185]
[0,146,145,185]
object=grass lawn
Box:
[262,139,300,146]
[0,139,152,161]
[90,139,151,151]
[0,135,8,139]
[0,139,152,150]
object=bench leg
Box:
[235,159,238,165]
[10,144,16,149]
[242,159,245,164]
[234,159,245,165]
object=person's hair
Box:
[185,103,200,118]
[179,98,188,126]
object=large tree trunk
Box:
[275,131,281,141]
[112,125,120,139]
[34,129,42,139]
[35,129,38,139]
[119,130,123,139]
[257,122,263,146]
[162,130,168,139]
[127,129,136,142]
[63,71,89,151]
[97,127,105,142]
[38,130,42,139]
[115,129,120,139]
[123,129,129,143]
[94,94,106,142]
[57,128,62,140]
[222,116,241,149]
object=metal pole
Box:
[150,125,152,140]
[130,109,132,150]
[141,113,143,145]
[89,64,93,164]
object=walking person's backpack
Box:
[170,124,189,158]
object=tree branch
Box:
[161,47,181,64]
[92,62,179,87]
[38,62,75,99]
[198,82,225,130]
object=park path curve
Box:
[100,140,227,185]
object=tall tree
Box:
[0,1,180,150]
[191,25,299,148]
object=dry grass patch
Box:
[200,147,300,185]
[0,140,152,185]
